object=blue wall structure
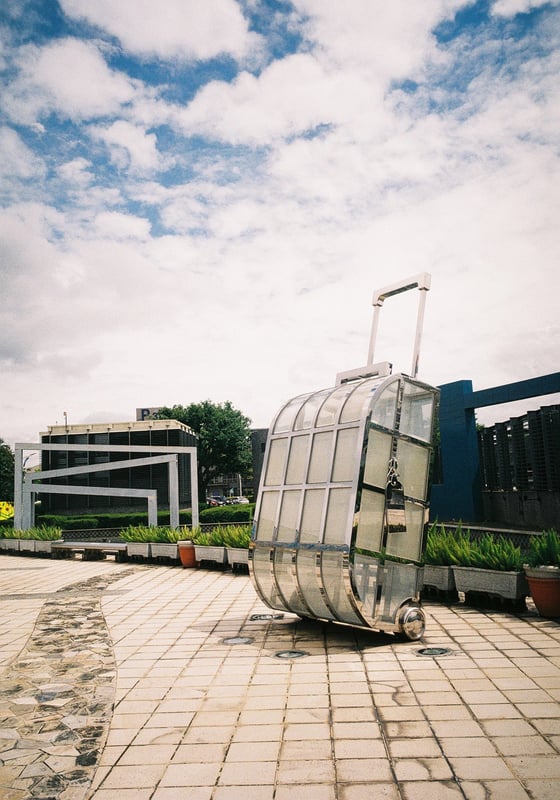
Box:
[430,372,560,523]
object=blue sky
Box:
[1,0,559,446]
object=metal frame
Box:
[14,443,198,531]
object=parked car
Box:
[207,496,226,506]
[226,496,250,505]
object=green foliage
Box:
[120,525,182,543]
[200,504,254,524]
[5,526,62,541]
[525,529,560,568]
[0,439,15,503]
[221,524,252,549]
[192,528,226,546]
[424,522,524,571]
[36,510,193,529]
[154,401,252,498]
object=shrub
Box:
[120,525,182,543]
[525,529,560,568]
[5,526,62,541]
[424,522,524,571]
[199,504,254,524]
[222,524,252,549]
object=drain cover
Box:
[250,613,285,621]
[222,636,254,646]
[275,650,308,659]
[417,647,453,657]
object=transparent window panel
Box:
[370,379,399,431]
[308,431,334,484]
[355,489,385,553]
[294,388,332,430]
[295,550,334,620]
[332,427,360,482]
[316,384,354,427]
[273,394,310,434]
[285,435,310,485]
[299,488,325,545]
[264,438,288,486]
[274,548,309,616]
[399,382,435,443]
[276,490,301,544]
[255,491,279,541]
[352,553,382,618]
[378,562,423,622]
[321,551,364,626]
[324,487,353,546]
[363,429,393,489]
[385,501,426,562]
[251,545,290,611]
[396,440,430,501]
[340,379,381,423]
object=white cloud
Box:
[93,210,151,240]
[492,0,559,16]
[89,120,164,172]
[3,38,138,124]
[59,0,262,61]
[0,126,45,179]
[57,157,94,187]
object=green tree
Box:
[154,401,252,501]
[0,438,15,502]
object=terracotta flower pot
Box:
[178,540,196,568]
[525,566,560,618]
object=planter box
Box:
[126,542,151,558]
[150,543,179,559]
[452,566,529,601]
[3,538,20,552]
[34,540,63,555]
[19,540,37,553]
[423,565,456,593]
[194,544,227,566]
[227,547,249,568]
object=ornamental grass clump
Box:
[222,525,252,549]
[525,529,560,568]
[121,525,182,543]
[4,526,62,540]
[424,522,524,571]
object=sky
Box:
[1,0,559,449]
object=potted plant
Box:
[422,522,459,596]
[451,532,528,605]
[223,524,252,570]
[524,529,560,618]
[148,527,181,560]
[1,527,21,552]
[192,528,227,568]
[121,525,153,559]
[177,528,197,568]
[29,525,64,555]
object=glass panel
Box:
[299,489,324,544]
[370,379,399,431]
[273,394,310,434]
[399,382,435,442]
[274,548,309,616]
[276,490,301,543]
[378,562,423,622]
[251,545,289,611]
[355,489,385,553]
[294,388,332,430]
[352,554,382,618]
[385,501,426,561]
[324,487,352,545]
[332,427,359,483]
[308,431,333,484]
[255,491,278,541]
[316,384,354,427]
[363,429,393,489]
[296,550,334,620]
[321,551,364,625]
[340,378,381,423]
[285,435,310,485]
[396,440,430,501]
[264,438,288,486]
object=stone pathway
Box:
[0,568,137,800]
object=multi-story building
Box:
[39,419,197,514]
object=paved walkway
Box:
[0,555,559,800]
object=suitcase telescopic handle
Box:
[368,272,431,379]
